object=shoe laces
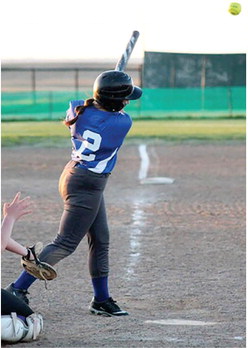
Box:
[14,287,29,296]
[20,289,29,295]
[106,297,121,311]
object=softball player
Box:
[6,70,142,317]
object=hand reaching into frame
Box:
[1,192,33,253]
[3,192,33,221]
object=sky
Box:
[1,0,247,62]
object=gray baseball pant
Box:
[38,160,110,278]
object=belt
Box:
[74,162,111,177]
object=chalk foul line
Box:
[138,144,175,185]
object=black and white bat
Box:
[115,30,140,72]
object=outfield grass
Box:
[129,119,246,141]
[1,119,246,146]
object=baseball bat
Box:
[115,30,140,72]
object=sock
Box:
[13,271,37,290]
[91,276,109,302]
[17,315,27,324]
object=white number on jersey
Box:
[75,130,102,161]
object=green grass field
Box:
[1,119,246,146]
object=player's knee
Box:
[88,229,109,246]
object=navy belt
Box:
[74,162,111,177]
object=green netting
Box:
[1,91,91,121]
[143,52,246,88]
[1,87,246,121]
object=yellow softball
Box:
[228,2,241,15]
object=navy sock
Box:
[13,271,37,290]
[91,276,109,302]
[17,315,27,324]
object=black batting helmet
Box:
[93,70,142,112]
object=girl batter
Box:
[6,70,142,317]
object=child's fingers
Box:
[19,197,33,210]
[21,209,33,216]
[12,192,21,203]
[19,196,31,204]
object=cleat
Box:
[5,283,30,305]
[89,297,129,317]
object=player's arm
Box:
[5,237,28,256]
[65,100,84,123]
[1,192,32,252]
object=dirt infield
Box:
[1,140,246,347]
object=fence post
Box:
[75,69,79,99]
[139,64,143,88]
[227,86,233,117]
[32,69,36,103]
[49,91,53,119]
[201,55,206,115]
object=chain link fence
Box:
[2,59,246,120]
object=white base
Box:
[140,177,175,185]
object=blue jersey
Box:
[66,100,132,174]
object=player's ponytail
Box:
[63,98,95,126]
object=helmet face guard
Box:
[93,70,142,111]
